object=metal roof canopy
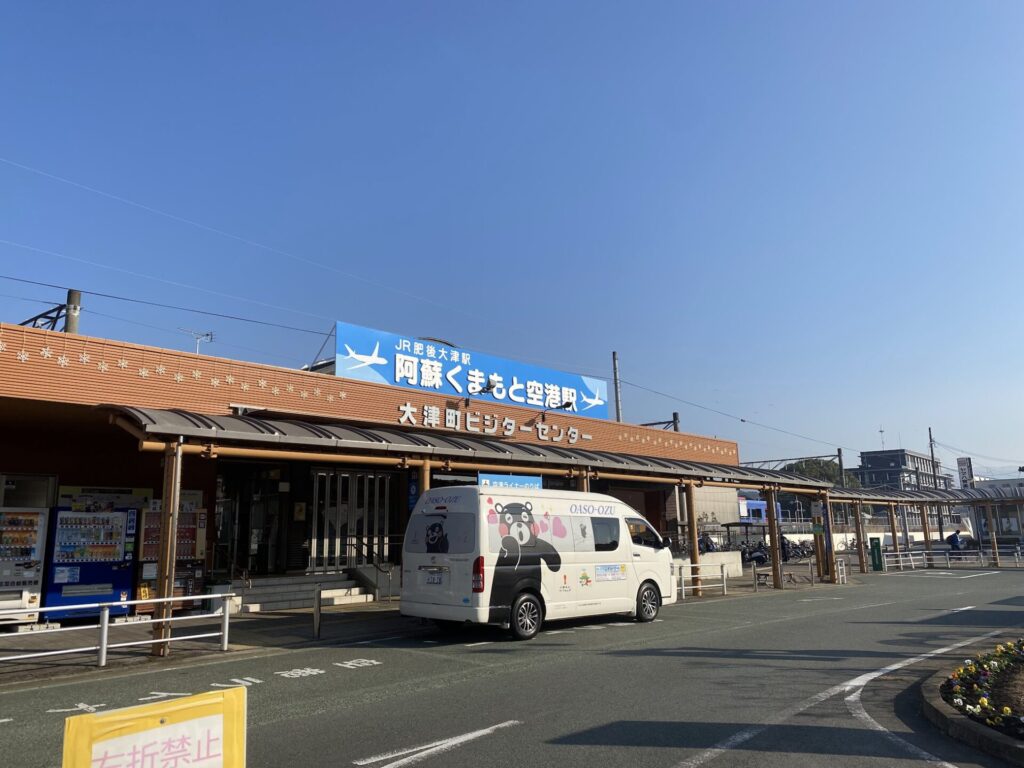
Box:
[104,405,829,490]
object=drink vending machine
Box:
[43,487,150,620]
[0,508,49,625]
[135,490,208,612]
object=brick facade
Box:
[0,323,739,464]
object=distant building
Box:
[850,449,954,491]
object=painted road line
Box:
[0,718,12,724]
[844,688,956,768]
[673,628,1003,768]
[464,642,492,647]
[542,630,575,635]
[798,598,844,602]
[948,606,975,613]
[353,719,521,768]
[354,636,405,645]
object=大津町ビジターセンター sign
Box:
[334,320,610,419]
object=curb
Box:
[921,666,1024,766]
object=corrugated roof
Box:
[105,405,828,489]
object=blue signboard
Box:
[479,473,543,490]
[335,320,609,418]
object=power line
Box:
[0,238,333,323]
[933,440,1024,467]
[0,155,499,321]
[618,378,855,451]
[0,274,330,337]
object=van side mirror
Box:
[661,536,672,549]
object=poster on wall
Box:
[334,320,610,418]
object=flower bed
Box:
[941,640,1024,740]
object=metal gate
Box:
[309,471,393,574]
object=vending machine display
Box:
[0,507,49,625]
[135,491,208,612]
[43,508,139,619]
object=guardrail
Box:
[879,550,1024,570]
[677,562,728,599]
[0,593,235,668]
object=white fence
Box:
[0,593,235,667]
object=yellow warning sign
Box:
[62,687,246,767]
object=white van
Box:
[400,486,676,640]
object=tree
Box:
[781,458,860,488]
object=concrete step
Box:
[240,593,374,613]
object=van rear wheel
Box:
[637,582,660,622]
[510,593,542,640]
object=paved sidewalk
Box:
[0,562,855,690]
[0,600,425,689]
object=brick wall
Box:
[0,323,739,465]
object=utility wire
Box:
[0,238,333,323]
[0,274,330,337]
[933,440,1024,467]
[0,155,496,320]
[618,378,854,451]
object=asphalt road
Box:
[3,568,1023,768]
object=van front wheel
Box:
[510,593,542,640]
[637,582,660,622]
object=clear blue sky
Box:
[2,3,1022,474]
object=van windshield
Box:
[405,512,476,555]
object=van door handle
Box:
[633,553,641,558]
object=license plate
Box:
[425,573,444,585]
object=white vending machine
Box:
[0,508,49,625]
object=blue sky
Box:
[1,3,1022,473]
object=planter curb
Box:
[922,666,1024,766]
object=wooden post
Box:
[888,503,901,557]
[152,439,183,657]
[824,496,837,584]
[986,504,1000,566]
[685,483,701,597]
[919,503,933,564]
[854,502,868,574]
[765,487,782,589]
[419,460,431,493]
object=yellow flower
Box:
[1004,707,1013,716]
[979,697,989,708]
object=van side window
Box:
[591,518,620,552]
[627,518,661,549]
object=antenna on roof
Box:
[879,425,885,450]
[180,328,214,355]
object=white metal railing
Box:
[677,562,728,598]
[878,550,1017,570]
[0,593,235,668]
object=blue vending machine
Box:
[43,486,147,620]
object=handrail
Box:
[0,593,236,667]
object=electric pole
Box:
[929,427,944,540]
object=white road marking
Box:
[138,692,190,701]
[844,688,957,767]
[464,642,492,647]
[334,659,383,669]
[353,719,520,768]
[210,677,262,687]
[542,630,575,635]
[581,626,605,630]
[422,640,438,644]
[653,619,664,623]
[355,636,403,645]
[907,571,999,579]
[673,628,1002,768]
[0,718,12,724]
[948,606,974,613]
[798,598,844,602]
